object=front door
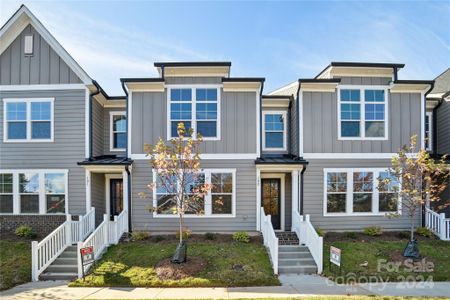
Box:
[110,179,123,220]
[261,178,281,230]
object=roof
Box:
[222,77,265,83]
[268,81,298,96]
[154,62,231,67]
[120,78,164,83]
[262,95,292,99]
[430,68,450,95]
[77,156,133,166]
[315,61,404,79]
[255,156,308,165]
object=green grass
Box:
[323,240,450,282]
[0,240,31,290]
[89,297,444,300]
[70,240,279,287]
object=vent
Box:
[24,35,33,55]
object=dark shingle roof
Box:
[77,156,133,166]
[430,68,450,94]
[255,156,308,165]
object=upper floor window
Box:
[168,87,219,140]
[425,112,432,151]
[338,88,387,140]
[263,111,286,151]
[3,98,53,142]
[110,112,126,151]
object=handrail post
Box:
[114,215,119,244]
[439,213,446,240]
[104,214,109,245]
[77,241,83,278]
[66,214,72,245]
[79,214,84,242]
[31,241,38,281]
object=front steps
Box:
[277,233,318,274]
[39,246,78,281]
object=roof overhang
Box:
[262,95,290,108]
[222,78,264,92]
[390,80,433,93]
[154,62,231,78]
[299,79,341,92]
[316,62,404,79]
[120,78,165,92]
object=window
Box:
[425,112,432,151]
[110,112,126,151]
[3,98,54,142]
[24,35,33,55]
[324,168,400,216]
[338,88,387,139]
[168,87,220,140]
[0,170,67,214]
[263,111,286,150]
[153,169,235,217]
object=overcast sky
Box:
[1,0,449,95]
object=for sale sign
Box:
[81,246,94,265]
[330,246,341,267]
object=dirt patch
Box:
[325,231,436,243]
[154,257,206,280]
[387,249,435,265]
[131,233,262,245]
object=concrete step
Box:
[59,250,77,259]
[279,251,313,259]
[278,265,318,274]
[278,258,316,266]
[52,257,77,265]
[279,245,309,252]
[45,264,78,273]
[39,272,78,281]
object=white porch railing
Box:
[260,207,279,274]
[292,211,323,273]
[71,207,96,243]
[425,207,450,241]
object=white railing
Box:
[292,211,323,273]
[109,209,128,245]
[425,207,450,241]
[31,215,72,281]
[71,207,96,243]
[260,207,279,274]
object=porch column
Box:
[85,169,91,214]
[122,170,129,232]
[256,169,261,231]
[291,170,299,224]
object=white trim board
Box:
[262,110,287,151]
[260,173,286,231]
[302,153,409,159]
[130,153,258,160]
[109,111,126,152]
[0,84,87,91]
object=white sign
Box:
[330,246,341,267]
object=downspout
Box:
[300,165,307,215]
[296,80,301,157]
[287,100,292,155]
[89,81,101,160]
[392,67,399,82]
[432,98,443,155]
[121,80,129,158]
[259,81,264,157]
[125,165,132,233]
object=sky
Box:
[1,0,449,95]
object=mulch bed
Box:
[154,257,206,280]
[325,231,436,243]
[129,233,262,244]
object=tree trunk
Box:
[410,217,414,241]
[179,213,183,244]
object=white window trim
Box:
[3,98,54,143]
[262,110,287,151]
[425,111,433,151]
[110,111,126,152]
[323,168,401,217]
[337,86,389,141]
[261,173,285,231]
[152,168,236,218]
[0,169,68,215]
[166,85,221,141]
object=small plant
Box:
[176,228,192,240]
[416,227,433,238]
[344,232,357,239]
[131,231,150,241]
[152,235,164,242]
[316,227,326,237]
[15,225,35,238]
[363,226,383,236]
[204,232,216,240]
[232,231,250,243]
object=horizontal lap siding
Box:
[0,89,87,214]
[303,159,421,231]
[131,160,257,232]
[436,100,450,155]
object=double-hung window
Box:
[425,112,433,151]
[153,169,235,217]
[263,111,286,151]
[0,174,13,213]
[168,87,219,139]
[110,112,126,151]
[338,88,387,139]
[4,98,53,142]
[324,168,400,216]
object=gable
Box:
[0,24,82,85]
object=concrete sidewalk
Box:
[1,275,449,299]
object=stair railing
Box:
[260,207,279,274]
[425,207,450,240]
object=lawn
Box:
[70,235,279,287]
[323,232,450,282]
[0,240,31,290]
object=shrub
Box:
[316,227,326,237]
[397,231,410,239]
[131,231,150,241]
[344,232,357,239]
[204,232,216,240]
[176,228,192,240]
[232,231,250,243]
[363,226,383,236]
[152,235,164,242]
[416,227,433,238]
[15,225,35,238]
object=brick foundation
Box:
[0,215,66,237]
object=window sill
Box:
[323,212,401,217]
[110,148,126,152]
[3,139,54,143]
[152,214,235,218]
[337,137,388,141]
[0,213,66,216]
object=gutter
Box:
[259,80,264,157]
[88,81,101,160]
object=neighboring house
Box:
[0,5,446,279]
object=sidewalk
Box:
[1,275,449,299]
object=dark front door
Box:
[110,179,123,220]
[261,178,281,230]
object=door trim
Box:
[261,173,285,232]
[105,174,123,218]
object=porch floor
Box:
[275,231,299,245]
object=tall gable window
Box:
[3,98,54,142]
[338,88,387,140]
[168,87,220,140]
[263,111,286,151]
[110,112,127,151]
[425,112,432,151]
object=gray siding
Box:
[104,107,126,156]
[303,159,421,231]
[0,24,81,85]
[92,99,104,157]
[0,89,87,214]
[131,90,257,154]
[337,77,392,85]
[302,91,422,153]
[131,159,257,232]
[262,107,289,155]
[91,173,105,226]
[436,100,450,155]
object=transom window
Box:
[168,87,219,140]
[110,112,126,151]
[324,168,400,216]
[153,169,235,217]
[263,111,286,151]
[3,98,54,142]
[0,170,67,214]
[338,88,387,140]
